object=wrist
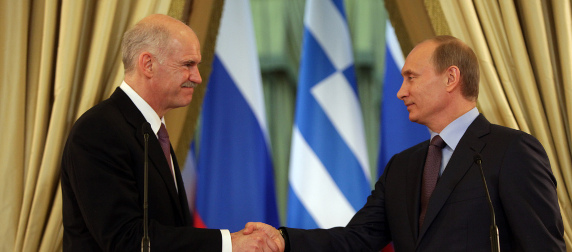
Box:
[278,227,290,252]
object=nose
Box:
[189,67,202,84]
[396,81,407,100]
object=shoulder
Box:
[64,89,140,154]
[384,139,430,168]
[69,89,141,137]
[381,140,429,177]
[483,123,552,183]
[486,123,545,152]
[70,98,125,137]
[488,123,531,138]
[61,93,140,174]
[468,115,544,152]
[395,140,430,158]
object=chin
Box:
[181,99,193,107]
[172,98,193,109]
[408,115,418,123]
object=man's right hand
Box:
[243,222,285,252]
[231,228,280,252]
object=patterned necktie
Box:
[419,135,446,229]
[158,123,174,179]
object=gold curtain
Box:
[0,1,172,251]
[426,0,572,249]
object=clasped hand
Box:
[231,222,285,252]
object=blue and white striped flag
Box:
[378,21,429,177]
[287,0,371,229]
[193,0,279,232]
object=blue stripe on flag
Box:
[342,65,359,95]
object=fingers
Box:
[244,222,285,252]
[245,222,273,235]
[274,234,285,252]
[231,229,281,252]
[250,230,278,252]
[263,231,279,251]
[243,222,255,235]
[244,222,267,234]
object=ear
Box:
[445,65,461,92]
[138,52,154,78]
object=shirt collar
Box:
[430,107,479,150]
[120,81,164,136]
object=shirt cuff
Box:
[221,229,231,252]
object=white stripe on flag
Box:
[216,0,269,140]
[289,127,356,228]
[311,73,370,180]
[385,21,404,68]
[304,0,353,71]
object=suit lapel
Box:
[111,88,187,221]
[171,146,193,225]
[417,115,490,242]
[139,125,185,217]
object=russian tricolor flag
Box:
[378,20,429,176]
[186,0,279,232]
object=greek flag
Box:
[287,0,371,229]
[193,0,279,232]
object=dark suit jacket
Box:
[286,114,565,251]
[61,88,221,251]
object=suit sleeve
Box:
[498,133,566,251]
[61,114,222,252]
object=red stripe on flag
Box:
[193,212,207,228]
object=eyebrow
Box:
[402,69,414,76]
[182,60,202,65]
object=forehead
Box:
[402,41,437,74]
[166,31,201,61]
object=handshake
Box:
[231,222,285,252]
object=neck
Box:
[427,103,476,133]
[124,75,166,118]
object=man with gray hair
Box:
[61,14,281,252]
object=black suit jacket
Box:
[286,114,565,251]
[61,88,221,251]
